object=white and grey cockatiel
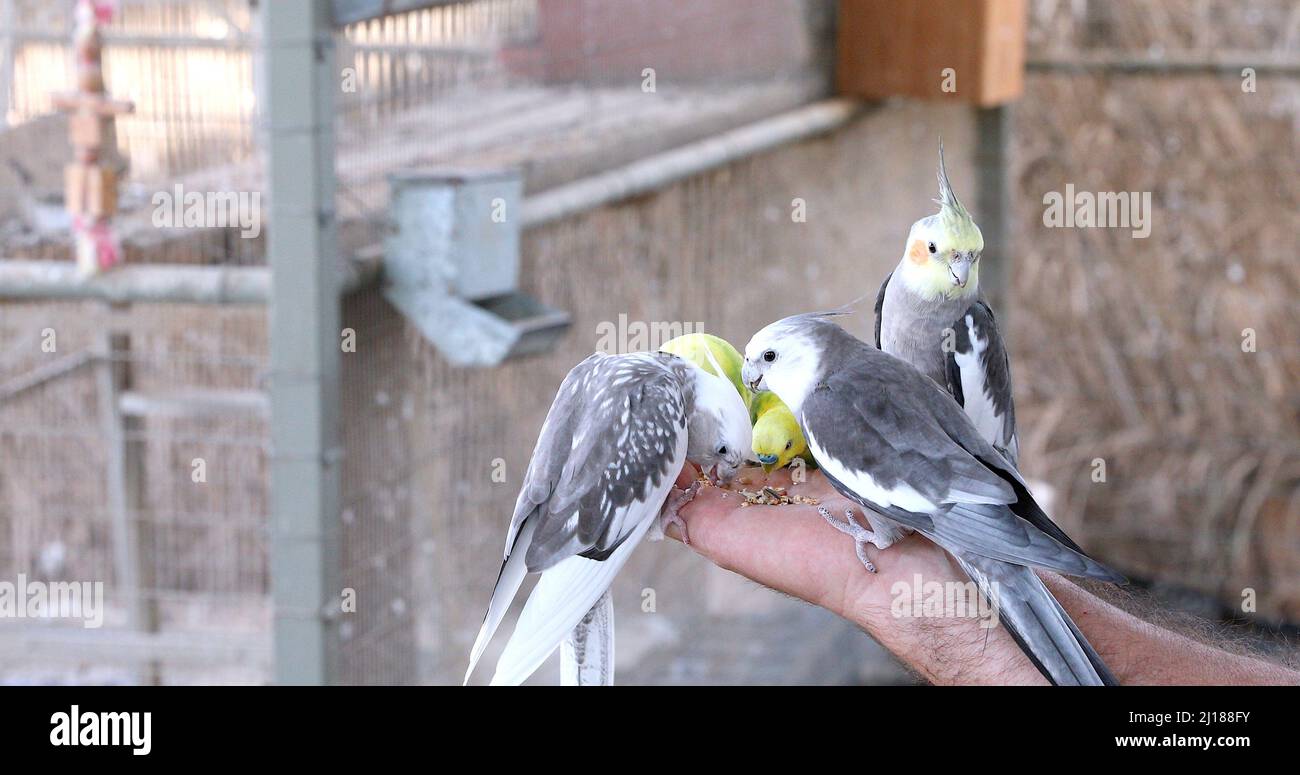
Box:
[465,350,751,686]
[875,143,1018,465]
[742,313,1124,685]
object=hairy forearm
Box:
[837,537,1053,685]
[1041,573,1299,686]
[844,552,1300,686]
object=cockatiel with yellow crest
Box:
[874,143,1018,465]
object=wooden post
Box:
[94,310,160,684]
[975,106,1011,316]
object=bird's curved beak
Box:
[742,361,764,392]
[950,259,970,288]
[713,462,740,486]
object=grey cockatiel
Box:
[875,143,1018,464]
[742,313,1124,685]
[465,351,751,686]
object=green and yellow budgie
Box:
[660,333,751,410]
[749,389,814,474]
[661,332,810,474]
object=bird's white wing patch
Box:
[489,430,685,686]
[806,429,935,512]
[952,314,1002,446]
[464,519,537,684]
[490,509,657,686]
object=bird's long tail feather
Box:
[956,553,1118,686]
[490,517,653,686]
[560,588,615,686]
[463,520,537,685]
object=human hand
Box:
[668,465,1300,686]
[665,464,950,621]
[666,464,1048,684]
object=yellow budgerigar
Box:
[661,332,812,473]
[749,390,814,473]
[660,333,751,411]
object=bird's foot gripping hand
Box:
[818,506,885,574]
[652,481,702,545]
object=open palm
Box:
[668,464,961,626]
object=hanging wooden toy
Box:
[53,0,134,277]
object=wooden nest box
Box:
[836,0,1028,106]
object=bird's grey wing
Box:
[955,552,1117,685]
[490,506,666,685]
[516,352,688,571]
[466,353,686,684]
[803,349,1119,581]
[873,270,892,350]
[500,353,600,558]
[806,353,1018,511]
[944,300,1019,465]
[490,417,685,684]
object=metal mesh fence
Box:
[1,0,1293,685]
[0,299,270,684]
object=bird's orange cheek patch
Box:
[908,239,928,265]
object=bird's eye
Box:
[762,349,776,363]
[784,440,792,450]
[717,445,728,456]
[927,242,937,254]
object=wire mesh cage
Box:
[0,0,1296,686]
[0,299,270,684]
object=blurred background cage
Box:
[0,0,1296,684]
